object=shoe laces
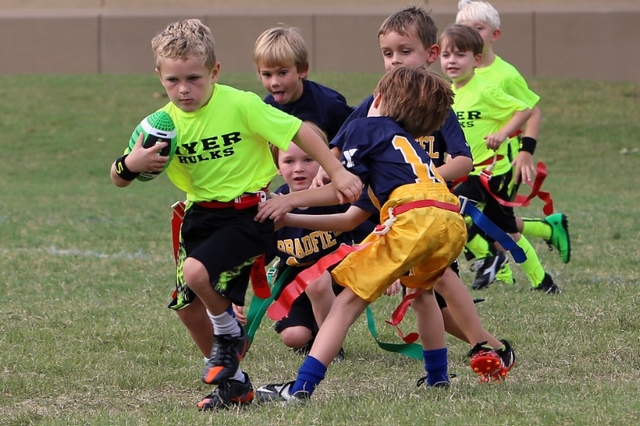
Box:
[416,373,456,387]
[467,341,494,358]
[209,334,240,365]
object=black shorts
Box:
[170,204,275,309]
[453,171,518,235]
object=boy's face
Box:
[277,142,319,192]
[156,56,220,113]
[258,64,308,105]
[379,30,439,71]
[440,42,480,87]
[457,20,500,55]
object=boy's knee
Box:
[280,327,312,349]
[183,258,209,290]
[306,273,331,299]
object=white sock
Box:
[230,369,246,382]
[208,309,241,337]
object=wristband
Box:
[520,136,537,155]
[114,154,140,181]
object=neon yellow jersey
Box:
[159,84,300,202]
[452,75,528,177]
[476,55,540,108]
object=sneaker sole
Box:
[203,365,236,385]
[470,354,504,381]
[197,392,254,411]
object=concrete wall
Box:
[1,5,639,82]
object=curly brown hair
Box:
[375,66,454,137]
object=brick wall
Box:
[1,4,638,82]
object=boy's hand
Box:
[311,167,331,188]
[484,133,506,150]
[511,151,535,184]
[232,304,247,325]
[383,279,402,296]
[255,195,296,222]
[126,132,169,173]
[329,169,362,204]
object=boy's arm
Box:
[437,155,473,182]
[293,123,361,203]
[485,108,532,150]
[110,132,168,187]
[512,105,542,184]
[255,184,340,222]
[281,206,372,232]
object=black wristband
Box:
[520,136,537,155]
[114,154,140,181]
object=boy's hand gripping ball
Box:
[128,111,178,181]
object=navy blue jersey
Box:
[333,95,471,167]
[335,117,443,209]
[266,184,354,267]
[264,80,354,141]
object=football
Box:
[128,110,178,181]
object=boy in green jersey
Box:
[110,18,362,411]
[456,0,570,288]
[440,24,560,294]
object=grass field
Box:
[1,72,639,425]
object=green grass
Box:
[1,72,639,425]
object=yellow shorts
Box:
[331,183,467,302]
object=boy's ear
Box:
[210,62,221,82]
[474,53,482,67]
[298,64,309,79]
[491,28,502,43]
[426,44,441,66]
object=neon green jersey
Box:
[476,55,540,108]
[159,84,301,202]
[452,75,528,177]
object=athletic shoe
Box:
[496,339,516,375]
[495,263,515,285]
[202,329,249,385]
[334,347,346,363]
[235,325,251,360]
[468,341,504,382]
[197,372,254,411]
[471,252,509,290]
[293,338,314,356]
[416,376,450,388]
[545,213,571,263]
[255,381,309,404]
[532,273,561,294]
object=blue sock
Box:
[291,356,327,396]
[225,305,236,318]
[423,348,449,386]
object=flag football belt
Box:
[267,199,458,321]
[479,160,554,216]
[196,188,269,210]
[373,199,460,235]
[453,154,554,216]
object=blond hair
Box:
[375,66,453,138]
[253,25,309,71]
[456,0,501,29]
[151,19,217,71]
[378,6,438,50]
